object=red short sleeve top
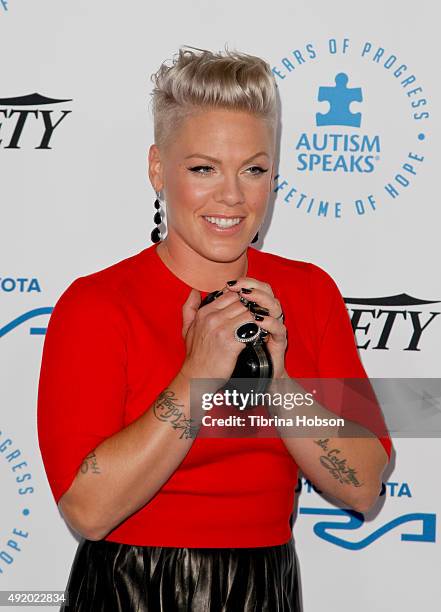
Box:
[37,244,392,547]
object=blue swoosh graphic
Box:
[299,507,436,550]
[0,308,53,338]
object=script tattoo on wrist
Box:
[314,438,363,488]
[153,389,197,439]
[80,451,101,475]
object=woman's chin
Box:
[197,239,248,262]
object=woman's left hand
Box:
[223,278,288,379]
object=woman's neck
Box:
[156,239,249,293]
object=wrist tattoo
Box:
[80,450,101,475]
[314,438,363,488]
[153,389,198,439]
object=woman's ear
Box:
[147,144,164,192]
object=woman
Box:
[37,46,392,611]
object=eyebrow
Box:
[184,152,269,164]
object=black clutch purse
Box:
[198,289,273,403]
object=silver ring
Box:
[276,311,284,322]
[234,321,261,343]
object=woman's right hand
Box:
[180,287,258,384]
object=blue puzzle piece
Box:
[316,73,362,128]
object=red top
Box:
[37,243,392,547]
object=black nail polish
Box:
[214,290,224,297]
[254,314,264,321]
[250,305,269,316]
[241,288,253,294]
[227,280,237,286]
[240,297,249,305]
[248,301,258,307]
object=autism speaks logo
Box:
[272,38,429,219]
[300,73,378,174]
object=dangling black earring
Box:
[251,231,259,244]
[150,191,162,243]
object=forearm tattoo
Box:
[80,450,101,475]
[314,438,363,488]
[153,389,198,439]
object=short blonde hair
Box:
[149,44,279,150]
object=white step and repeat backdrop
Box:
[1,1,440,610]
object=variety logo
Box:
[272,38,429,219]
[345,293,440,351]
[0,93,72,149]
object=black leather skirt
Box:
[60,536,302,611]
